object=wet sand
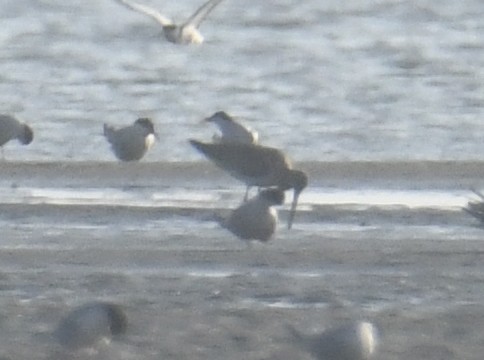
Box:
[1,161,484,359]
[2,160,484,187]
[1,229,484,360]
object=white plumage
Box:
[0,114,33,157]
[219,188,285,243]
[189,139,308,229]
[115,0,224,44]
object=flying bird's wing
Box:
[115,0,173,26]
[185,0,224,28]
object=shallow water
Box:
[2,0,484,359]
[1,0,484,162]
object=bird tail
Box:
[211,212,227,229]
[103,124,115,142]
[188,139,207,154]
[471,187,484,200]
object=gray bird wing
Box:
[184,0,224,28]
[115,0,173,26]
[189,140,281,179]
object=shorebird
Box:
[217,188,284,243]
[54,302,127,350]
[104,117,156,161]
[463,188,484,223]
[189,139,308,229]
[288,321,379,360]
[114,0,224,44]
[205,111,259,145]
[0,114,33,158]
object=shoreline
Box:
[1,160,484,189]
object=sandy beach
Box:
[0,161,483,359]
[3,160,484,186]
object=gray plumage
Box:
[104,117,156,161]
[189,139,308,229]
[55,302,127,350]
[219,188,285,242]
[463,188,484,223]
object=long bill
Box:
[287,189,301,229]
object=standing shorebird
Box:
[54,302,128,351]
[189,139,308,229]
[218,188,284,243]
[205,111,259,145]
[114,0,224,44]
[0,114,34,158]
[104,117,156,161]
[288,321,379,360]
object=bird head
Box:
[286,170,308,229]
[135,118,157,138]
[20,124,34,145]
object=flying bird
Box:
[288,321,379,360]
[217,188,284,243]
[104,117,156,161]
[205,111,259,145]
[189,139,308,229]
[54,302,127,351]
[0,114,33,158]
[115,0,224,44]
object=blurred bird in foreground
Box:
[104,117,156,161]
[54,302,127,351]
[287,321,379,360]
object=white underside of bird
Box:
[115,0,224,44]
[55,302,127,351]
[218,189,284,242]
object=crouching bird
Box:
[217,188,285,243]
[54,302,127,351]
[287,321,379,360]
[104,117,156,161]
